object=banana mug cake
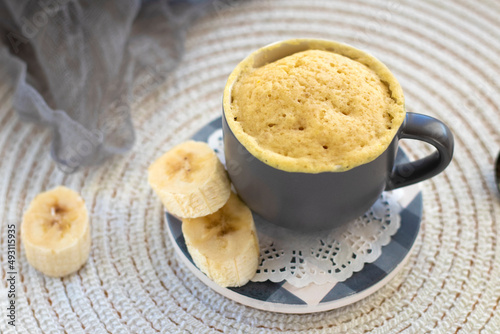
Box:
[225,47,405,173]
[222,39,453,231]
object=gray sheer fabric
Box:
[0,0,213,172]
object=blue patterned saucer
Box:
[165,117,422,314]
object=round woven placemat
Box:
[2,0,500,333]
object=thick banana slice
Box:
[182,192,260,287]
[148,140,231,218]
[21,186,91,277]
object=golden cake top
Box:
[224,41,405,173]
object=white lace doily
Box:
[208,129,403,288]
[251,193,401,288]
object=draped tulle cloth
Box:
[0,0,212,172]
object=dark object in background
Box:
[496,151,500,193]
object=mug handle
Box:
[386,112,454,190]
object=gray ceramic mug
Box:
[222,39,454,231]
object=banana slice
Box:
[182,192,260,287]
[148,140,231,218]
[21,186,91,277]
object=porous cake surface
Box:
[226,49,405,173]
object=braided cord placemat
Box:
[1,0,500,333]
